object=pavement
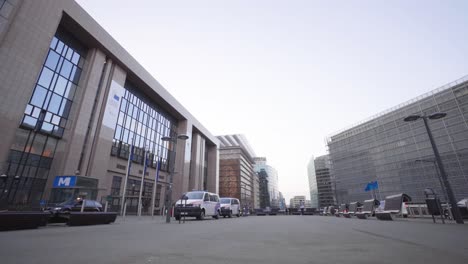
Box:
[1,215,468,264]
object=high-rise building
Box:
[217,134,256,209]
[0,0,219,212]
[254,157,279,207]
[307,156,319,208]
[278,192,286,209]
[314,155,335,207]
[327,76,468,203]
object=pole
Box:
[151,155,161,219]
[422,117,464,224]
[165,142,177,223]
[120,143,134,216]
[432,161,452,220]
[138,149,147,217]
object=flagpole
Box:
[138,146,148,217]
[120,141,134,217]
[151,156,160,219]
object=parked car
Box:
[46,199,103,219]
[174,191,220,220]
[219,197,241,218]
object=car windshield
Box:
[220,198,230,204]
[57,199,79,206]
[183,192,204,200]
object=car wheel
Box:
[197,210,205,220]
[228,210,232,218]
[213,211,219,219]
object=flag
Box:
[372,181,379,190]
[365,181,379,192]
[365,183,371,192]
[155,157,161,183]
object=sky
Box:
[75,0,468,201]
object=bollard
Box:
[81,200,85,212]
[123,201,127,220]
[104,201,109,213]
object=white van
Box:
[219,197,241,218]
[174,191,220,220]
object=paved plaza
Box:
[1,215,468,264]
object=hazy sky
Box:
[76,0,468,201]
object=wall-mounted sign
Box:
[53,176,77,188]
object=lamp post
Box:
[404,112,464,224]
[161,134,189,223]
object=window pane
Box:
[50,37,58,49]
[64,83,76,100]
[32,107,41,118]
[71,52,80,65]
[41,122,54,133]
[24,104,33,115]
[45,112,52,122]
[55,41,64,54]
[23,116,37,128]
[51,115,60,125]
[45,50,60,71]
[65,48,73,60]
[60,60,73,79]
[54,76,67,96]
[30,86,47,107]
[37,68,54,88]
[71,66,81,84]
[59,99,72,117]
[47,94,62,114]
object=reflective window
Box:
[21,35,85,138]
[110,83,177,172]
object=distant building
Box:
[314,155,335,207]
[307,156,319,208]
[327,77,468,203]
[278,192,286,209]
[254,157,279,207]
[290,195,306,208]
[217,135,256,209]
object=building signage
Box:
[102,80,126,129]
[53,176,77,188]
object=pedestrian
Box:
[300,200,305,215]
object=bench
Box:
[356,199,380,219]
[343,202,361,218]
[0,211,50,231]
[67,212,118,226]
[375,194,411,221]
[335,204,348,217]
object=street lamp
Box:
[404,112,464,224]
[161,134,189,223]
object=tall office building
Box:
[217,134,256,209]
[0,0,219,212]
[307,156,319,208]
[314,155,334,207]
[254,157,280,207]
[327,77,468,203]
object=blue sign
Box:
[113,94,120,101]
[53,176,77,188]
[39,200,46,206]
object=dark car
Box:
[47,199,103,218]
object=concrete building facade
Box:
[327,77,468,203]
[0,0,218,213]
[217,135,256,209]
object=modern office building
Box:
[217,134,256,209]
[327,77,468,203]
[0,0,219,212]
[278,192,286,209]
[314,155,335,207]
[254,157,280,207]
[289,195,308,208]
[307,156,319,208]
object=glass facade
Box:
[110,82,177,172]
[307,157,319,208]
[314,155,334,207]
[328,79,468,203]
[1,31,86,209]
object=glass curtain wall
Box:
[1,31,86,208]
[328,81,468,203]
